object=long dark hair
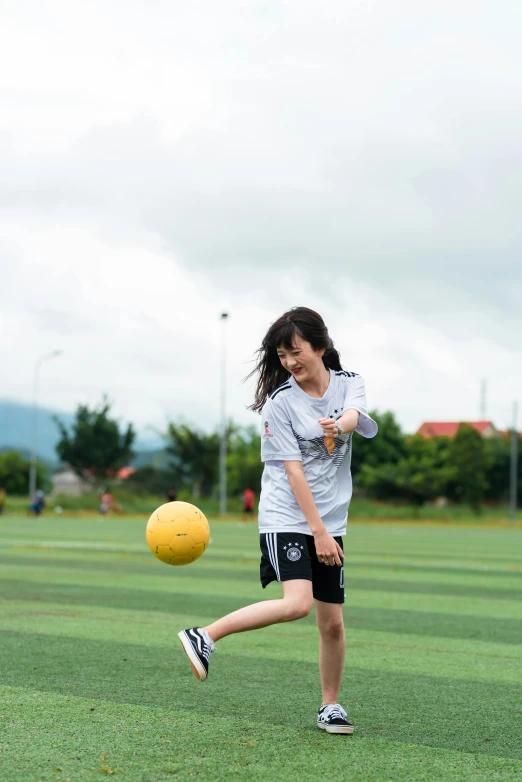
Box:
[246,307,343,413]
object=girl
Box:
[179,307,378,734]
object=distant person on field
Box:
[29,490,45,516]
[0,487,6,514]
[99,490,113,517]
[178,306,378,736]
[167,487,178,503]
[241,487,256,522]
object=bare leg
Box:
[203,580,313,642]
[315,600,345,705]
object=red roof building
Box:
[416,421,498,439]
[116,466,136,480]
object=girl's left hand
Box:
[318,417,338,437]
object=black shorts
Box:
[243,506,254,514]
[260,532,345,604]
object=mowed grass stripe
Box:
[2,543,522,581]
[2,520,521,569]
[1,630,521,762]
[3,597,521,663]
[2,556,522,603]
[1,579,521,646]
[1,517,520,556]
[2,538,521,565]
[347,560,522,579]
[0,518,259,549]
[2,516,522,780]
[1,601,521,685]
[3,686,521,782]
[1,551,522,597]
[2,563,521,622]
[346,541,522,561]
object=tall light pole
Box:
[29,350,63,497]
[510,400,518,525]
[480,378,487,420]
[219,313,229,517]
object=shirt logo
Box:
[263,420,274,438]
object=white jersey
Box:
[258,369,378,537]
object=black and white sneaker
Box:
[317,704,354,734]
[178,627,216,682]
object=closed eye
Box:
[278,351,301,357]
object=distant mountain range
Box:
[0,399,166,467]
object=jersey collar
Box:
[288,368,333,402]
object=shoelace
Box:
[200,631,216,660]
[322,704,347,721]
[188,629,216,661]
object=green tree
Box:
[483,438,510,502]
[0,451,49,496]
[164,422,220,499]
[126,466,176,496]
[359,435,454,506]
[227,424,263,498]
[54,396,135,479]
[483,435,522,504]
[448,423,491,514]
[351,410,406,477]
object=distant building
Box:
[52,466,91,496]
[116,466,136,481]
[416,421,499,439]
[51,465,136,495]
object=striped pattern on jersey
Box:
[307,433,352,466]
[290,424,309,458]
[335,370,358,378]
[291,421,352,466]
[269,382,292,400]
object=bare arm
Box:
[338,408,360,433]
[284,461,344,566]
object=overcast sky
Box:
[1,0,521,441]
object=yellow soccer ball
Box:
[146,501,210,566]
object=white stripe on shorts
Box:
[267,532,280,581]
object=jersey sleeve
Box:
[344,375,378,439]
[260,397,303,462]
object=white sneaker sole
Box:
[318,722,354,735]
[178,630,207,682]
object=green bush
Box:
[0,451,50,495]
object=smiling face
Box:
[276,334,326,385]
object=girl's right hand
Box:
[314,530,344,567]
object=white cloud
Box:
[1,0,521,443]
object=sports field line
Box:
[0,539,153,552]
[2,539,521,570]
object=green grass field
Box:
[0,516,521,781]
